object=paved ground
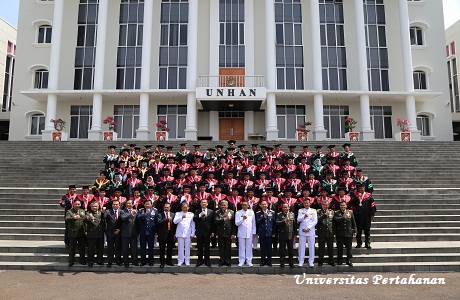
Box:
[0,270,458,300]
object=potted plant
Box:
[102,116,118,141]
[296,121,312,141]
[155,119,171,141]
[50,118,68,141]
[344,116,360,141]
[395,117,411,141]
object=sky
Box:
[0,0,459,29]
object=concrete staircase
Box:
[0,141,459,273]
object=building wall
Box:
[0,18,17,121]
[9,0,453,141]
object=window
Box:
[157,105,187,139]
[320,0,347,91]
[275,0,304,90]
[2,55,14,112]
[219,0,245,68]
[410,27,423,45]
[448,58,460,112]
[34,69,49,89]
[370,106,393,139]
[30,113,45,135]
[74,0,99,90]
[70,105,93,139]
[117,0,144,89]
[37,25,52,43]
[413,71,427,90]
[323,105,349,139]
[416,115,430,136]
[113,105,140,139]
[276,105,306,139]
[159,0,188,89]
[364,0,389,91]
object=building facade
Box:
[446,19,460,141]
[0,18,17,140]
[10,0,452,141]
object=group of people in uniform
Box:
[60,140,376,268]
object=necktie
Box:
[166,212,170,230]
[114,210,118,221]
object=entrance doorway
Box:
[219,118,244,140]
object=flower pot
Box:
[395,132,411,142]
[155,131,168,141]
[297,132,308,141]
[52,131,68,141]
[103,131,118,141]
[345,132,360,141]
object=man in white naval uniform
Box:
[297,198,318,267]
[173,202,195,266]
[235,200,256,267]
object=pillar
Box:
[185,0,198,140]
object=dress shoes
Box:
[124,264,129,268]
[280,263,285,268]
[149,263,153,266]
[365,244,372,249]
[205,263,211,267]
[80,261,87,265]
[117,262,123,266]
[226,264,231,267]
[160,264,165,268]
[140,263,146,266]
[218,263,224,267]
[196,263,203,267]
[260,263,265,267]
[167,263,174,266]
[337,261,343,265]
[88,262,94,267]
[289,263,294,268]
[247,263,253,267]
[107,263,112,267]
[355,244,362,248]
[329,262,336,266]
[347,261,353,267]
[68,262,74,267]
[318,262,323,266]
[97,262,103,266]
[267,263,272,267]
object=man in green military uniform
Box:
[334,201,357,266]
[85,202,104,267]
[213,200,236,266]
[65,199,87,266]
[276,203,296,268]
[316,201,335,266]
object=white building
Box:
[446,19,460,141]
[0,18,16,140]
[9,0,453,141]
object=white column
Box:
[137,0,154,140]
[354,0,373,140]
[310,0,327,141]
[264,0,278,140]
[399,0,419,139]
[209,111,219,140]
[88,0,109,140]
[43,0,64,140]
[245,111,254,141]
[209,0,219,76]
[265,93,278,141]
[245,0,255,75]
[185,0,198,140]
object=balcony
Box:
[198,75,265,88]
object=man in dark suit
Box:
[334,201,357,266]
[213,200,236,266]
[193,199,214,267]
[157,202,175,267]
[276,203,296,268]
[256,200,276,266]
[103,199,122,267]
[85,202,104,267]
[137,200,158,266]
[120,199,139,267]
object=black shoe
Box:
[149,263,153,266]
[68,262,74,267]
[88,262,94,267]
[196,263,203,267]
[80,261,87,265]
[205,263,211,267]
[280,263,285,268]
[267,263,272,267]
[260,263,265,267]
[365,244,372,249]
[289,263,294,268]
[347,261,353,266]
[160,264,165,268]
[318,262,323,266]
[133,263,139,266]
[65,244,70,249]
[329,262,336,266]
[355,245,362,248]
[124,264,129,268]
[218,263,224,267]
[107,263,112,267]
[117,263,123,266]
[140,263,146,266]
[167,263,174,266]
[337,261,343,265]
[97,262,103,266]
[226,264,231,267]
